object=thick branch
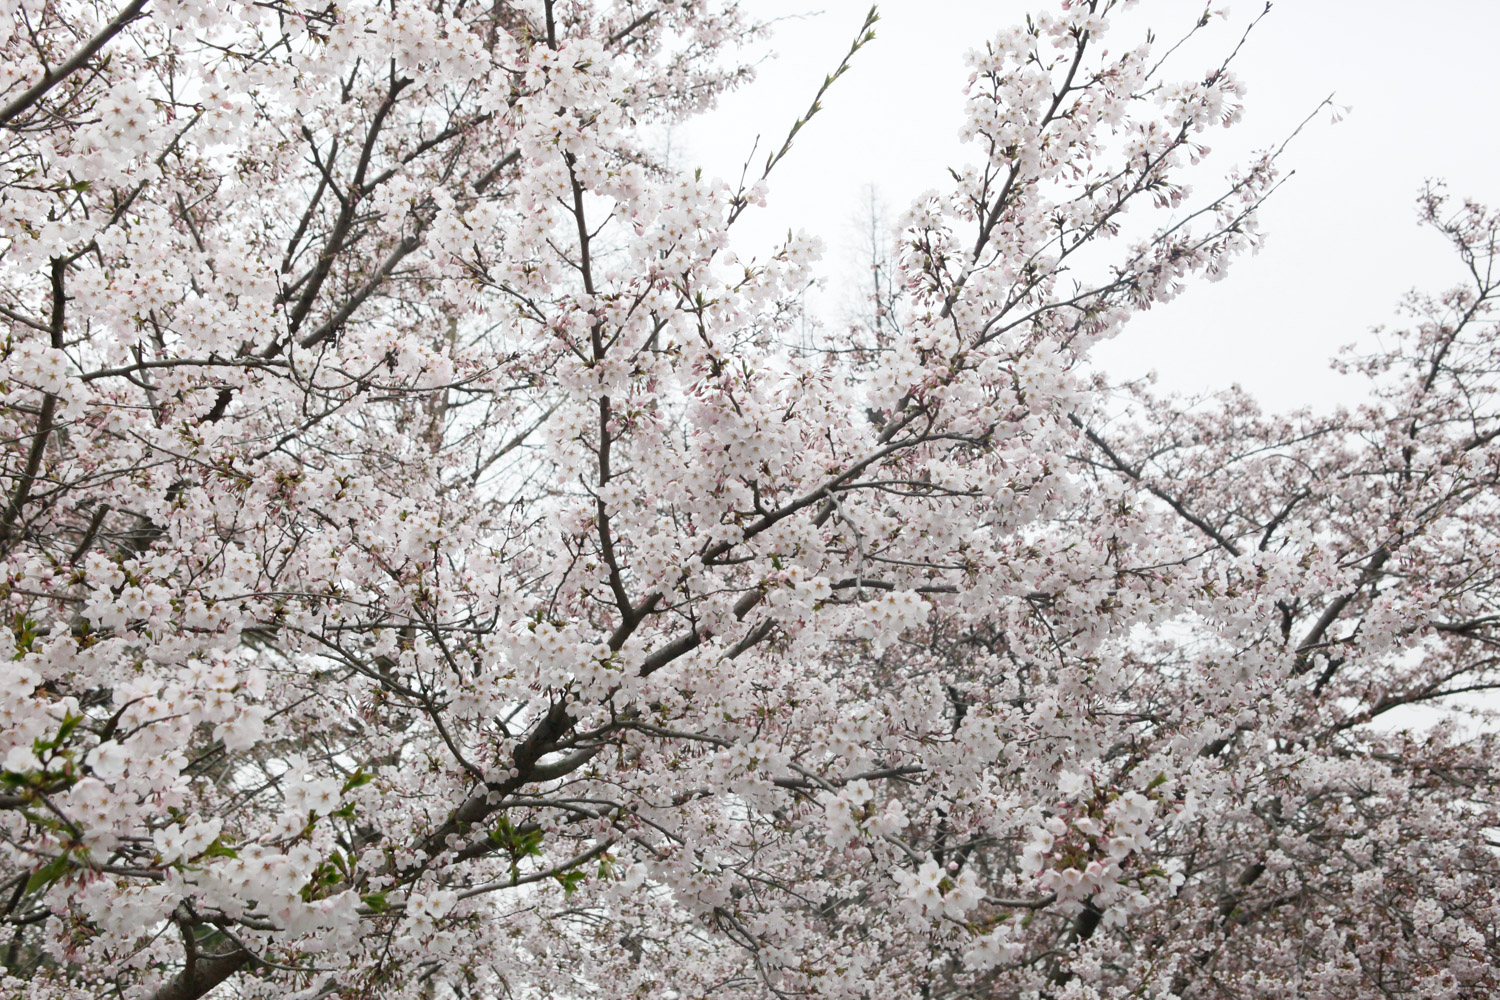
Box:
[0,260,67,548]
[0,0,151,129]
[147,946,250,1000]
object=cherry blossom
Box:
[0,0,1495,998]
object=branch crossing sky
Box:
[682,0,1500,411]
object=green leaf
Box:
[518,830,544,858]
[554,870,586,897]
[488,815,517,847]
[361,891,389,912]
[200,837,239,860]
[55,712,83,745]
[25,856,71,893]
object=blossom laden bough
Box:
[0,1,1496,998]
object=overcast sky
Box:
[675,1,1500,413]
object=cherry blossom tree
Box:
[1,0,1496,998]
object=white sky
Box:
[676,1,1500,412]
